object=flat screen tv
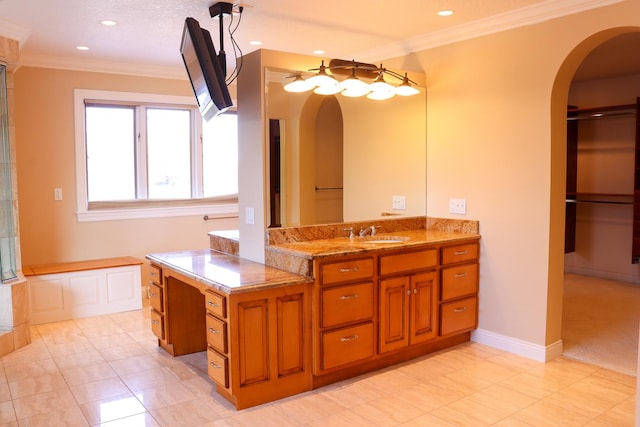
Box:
[180,17,233,121]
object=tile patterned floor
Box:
[0,309,636,426]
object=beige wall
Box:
[13,67,238,278]
[393,1,640,348]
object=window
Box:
[74,89,238,222]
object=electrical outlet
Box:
[392,195,406,210]
[54,188,62,201]
[449,198,466,214]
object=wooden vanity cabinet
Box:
[315,256,376,374]
[205,290,229,388]
[439,242,479,336]
[378,249,438,353]
[148,264,166,342]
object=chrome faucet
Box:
[359,225,377,237]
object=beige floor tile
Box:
[349,394,427,426]
[148,397,227,426]
[543,374,635,419]
[108,353,166,377]
[498,371,566,399]
[585,396,637,427]
[119,366,182,392]
[53,348,106,370]
[356,367,421,394]
[16,406,89,427]
[3,358,59,382]
[462,383,538,416]
[134,382,199,410]
[393,381,465,412]
[428,396,509,426]
[507,399,593,426]
[0,383,11,403]
[223,403,297,427]
[320,378,385,408]
[0,341,51,367]
[398,413,457,426]
[273,392,350,424]
[307,408,378,426]
[79,392,146,425]
[12,387,78,419]
[97,412,161,426]
[61,360,118,386]
[0,400,16,424]
[69,377,131,404]
[8,371,68,399]
[89,333,138,349]
[98,342,149,361]
[46,337,95,358]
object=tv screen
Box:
[180,17,233,121]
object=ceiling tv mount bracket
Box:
[208,2,243,77]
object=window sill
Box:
[76,203,238,222]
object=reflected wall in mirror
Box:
[266,67,426,227]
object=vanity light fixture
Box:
[283,59,420,100]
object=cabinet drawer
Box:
[321,282,374,328]
[441,263,478,301]
[150,309,164,340]
[207,347,229,388]
[205,290,227,319]
[379,249,437,276]
[148,283,163,313]
[206,314,227,353]
[441,243,478,265]
[321,258,374,285]
[440,296,477,336]
[321,322,374,370]
[149,264,162,286]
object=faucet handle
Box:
[371,225,378,236]
[343,227,354,239]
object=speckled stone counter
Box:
[209,230,240,256]
[146,249,311,294]
[264,216,480,277]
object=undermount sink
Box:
[355,236,410,244]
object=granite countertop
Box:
[266,229,481,259]
[146,249,312,294]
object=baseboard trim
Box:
[471,328,563,362]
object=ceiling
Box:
[0,0,635,81]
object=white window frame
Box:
[74,89,238,222]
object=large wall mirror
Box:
[265,67,427,228]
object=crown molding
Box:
[18,53,186,79]
[356,0,625,63]
[0,17,30,45]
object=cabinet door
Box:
[379,276,410,353]
[410,271,437,345]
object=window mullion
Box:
[136,106,148,199]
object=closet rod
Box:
[565,199,633,205]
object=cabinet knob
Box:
[340,334,359,343]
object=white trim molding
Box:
[471,328,564,362]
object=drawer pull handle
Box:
[208,301,221,307]
[453,307,467,313]
[339,267,359,273]
[454,250,468,255]
[151,319,159,325]
[454,273,467,278]
[340,334,359,343]
[208,328,221,334]
[148,291,157,297]
[339,293,358,300]
[209,362,222,369]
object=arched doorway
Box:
[550,27,640,373]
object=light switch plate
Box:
[449,198,466,214]
[245,207,255,224]
[54,188,62,201]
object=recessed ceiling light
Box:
[313,50,325,55]
[438,10,454,16]
[100,20,117,26]
[76,46,90,51]
[249,40,262,46]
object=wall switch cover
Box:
[392,195,406,210]
[449,198,466,214]
[54,188,62,201]
[245,207,255,225]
